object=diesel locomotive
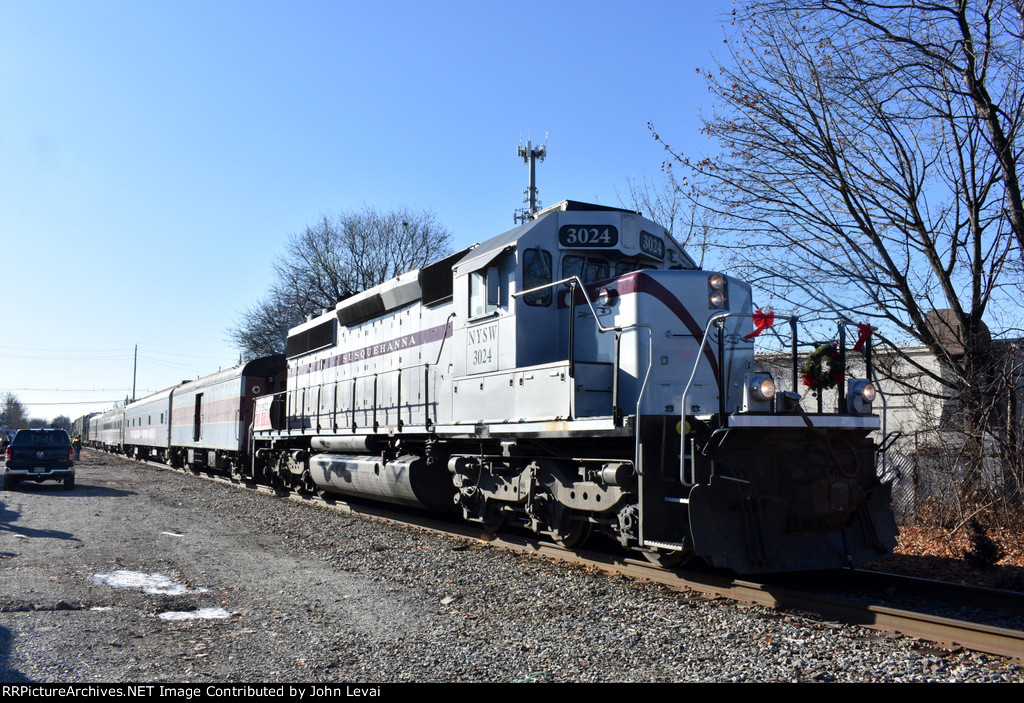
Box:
[79,200,897,573]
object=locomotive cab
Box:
[447,201,702,427]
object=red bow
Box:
[744,307,775,339]
[852,323,873,351]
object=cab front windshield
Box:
[561,254,654,285]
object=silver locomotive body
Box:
[245,199,897,572]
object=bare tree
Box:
[228,287,307,361]
[1,392,28,430]
[816,0,1024,258]
[617,167,717,267]
[229,206,453,360]
[653,0,1024,531]
[657,0,1021,388]
[50,415,72,433]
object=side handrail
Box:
[515,275,654,477]
[513,275,654,430]
[679,311,798,487]
[514,275,617,331]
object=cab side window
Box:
[614,260,656,276]
[469,270,494,317]
[469,258,509,318]
[522,248,552,307]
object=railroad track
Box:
[482,535,1024,662]
[116,450,1024,663]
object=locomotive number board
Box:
[639,230,665,259]
[558,225,619,248]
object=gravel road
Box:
[1,449,1021,683]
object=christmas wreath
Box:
[801,342,845,393]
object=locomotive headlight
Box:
[754,377,776,400]
[708,273,726,309]
[848,379,876,414]
[743,373,775,412]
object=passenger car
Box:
[3,428,76,490]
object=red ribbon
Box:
[744,307,775,339]
[852,323,873,352]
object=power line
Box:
[0,388,133,393]
[19,399,124,406]
[0,343,232,362]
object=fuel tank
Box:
[308,453,453,512]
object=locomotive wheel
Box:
[549,512,593,548]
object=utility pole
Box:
[515,137,546,224]
[132,344,137,403]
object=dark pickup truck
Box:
[3,428,76,490]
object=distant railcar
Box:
[167,355,285,476]
[71,412,96,443]
[82,356,285,479]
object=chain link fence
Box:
[879,446,918,526]
[879,432,1023,530]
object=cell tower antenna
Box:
[514,135,547,223]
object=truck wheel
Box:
[3,475,18,491]
[63,476,75,490]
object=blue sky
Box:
[0,0,729,422]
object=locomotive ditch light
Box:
[847,378,876,414]
[742,373,776,412]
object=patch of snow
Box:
[92,570,208,595]
[157,607,234,621]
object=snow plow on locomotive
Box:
[247,200,897,573]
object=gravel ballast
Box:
[1,449,1021,683]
